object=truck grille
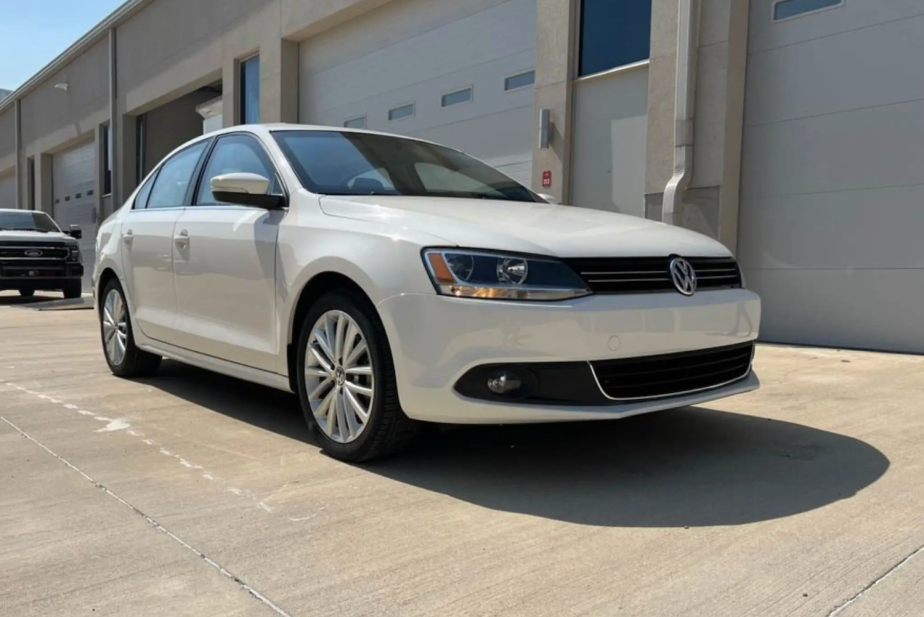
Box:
[565,256,742,294]
[0,243,70,260]
[590,342,755,400]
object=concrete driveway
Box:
[1,291,922,617]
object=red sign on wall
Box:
[542,170,552,188]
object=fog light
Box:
[487,371,523,395]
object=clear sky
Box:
[0,0,124,91]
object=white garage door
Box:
[0,172,15,207]
[299,0,537,187]
[739,1,924,353]
[53,140,97,288]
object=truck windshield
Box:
[0,211,61,233]
[273,130,539,203]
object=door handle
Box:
[174,229,189,248]
[123,230,134,246]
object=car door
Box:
[120,140,209,343]
[172,133,284,372]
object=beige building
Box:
[1,0,922,354]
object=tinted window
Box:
[579,0,651,77]
[0,211,60,233]
[197,135,280,205]
[133,175,155,210]
[388,104,414,121]
[273,130,537,203]
[146,142,208,209]
[241,56,260,124]
[441,88,472,107]
[344,116,366,129]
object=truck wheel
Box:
[63,281,82,299]
[19,289,35,298]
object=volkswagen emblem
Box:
[669,257,697,296]
[25,250,43,258]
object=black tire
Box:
[100,279,162,378]
[19,289,35,298]
[296,288,419,463]
[63,281,82,299]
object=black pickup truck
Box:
[0,209,84,299]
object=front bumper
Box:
[376,289,761,424]
[0,263,84,291]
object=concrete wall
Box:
[571,67,649,215]
[142,90,217,175]
[0,108,14,174]
[645,0,749,252]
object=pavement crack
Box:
[0,415,292,617]
[826,539,924,616]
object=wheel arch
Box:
[285,271,379,393]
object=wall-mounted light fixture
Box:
[54,83,69,91]
[538,108,552,149]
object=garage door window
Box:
[441,88,473,108]
[773,0,842,20]
[388,103,414,122]
[145,142,208,209]
[505,71,535,91]
[579,0,651,77]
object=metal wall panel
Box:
[52,140,97,288]
[299,0,537,187]
[740,1,924,352]
[0,173,15,207]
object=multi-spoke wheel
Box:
[304,310,375,444]
[102,289,129,366]
[99,279,161,378]
[296,289,419,462]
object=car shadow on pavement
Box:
[150,360,889,528]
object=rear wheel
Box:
[296,289,419,462]
[100,279,161,378]
[63,281,82,299]
[18,289,35,298]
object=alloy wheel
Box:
[304,310,375,444]
[102,289,128,366]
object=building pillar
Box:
[530,0,579,202]
[35,153,54,216]
[645,0,750,253]
[14,98,23,208]
[261,38,299,124]
[108,28,120,213]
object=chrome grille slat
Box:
[565,256,743,294]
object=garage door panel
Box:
[748,0,924,55]
[53,140,97,289]
[0,173,15,206]
[744,268,924,353]
[301,0,511,75]
[745,14,924,127]
[302,0,535,116]
[738,186,924,271]
[742,99,924,200]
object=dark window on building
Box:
[241,55,260,124]
[102,123,113,195]
[579,0,652,77]
[88,189,94,196]
[388,103,414,121]
[27,157,35,210]
[136,114,147,184]
[441,87,473,107]
[773,0,841,20]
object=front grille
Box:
[590,342,754,400]
[0,243,70,260]
[565,256,742,294]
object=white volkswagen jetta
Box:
[93,124,760,461]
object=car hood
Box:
[318,195,731,258]
[0,230,76,244]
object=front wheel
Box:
[100,279,162,378]
[296,289,419,462]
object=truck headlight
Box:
[423,249,591,301]
[68,246,81,263]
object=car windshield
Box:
[273,130,539,203]
[0,211,61,233]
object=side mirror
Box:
[211,172,285,209]
[68,225,83,239]
[538,193,560,205]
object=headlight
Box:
[68,246,81,263]
[423,249,591,301]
